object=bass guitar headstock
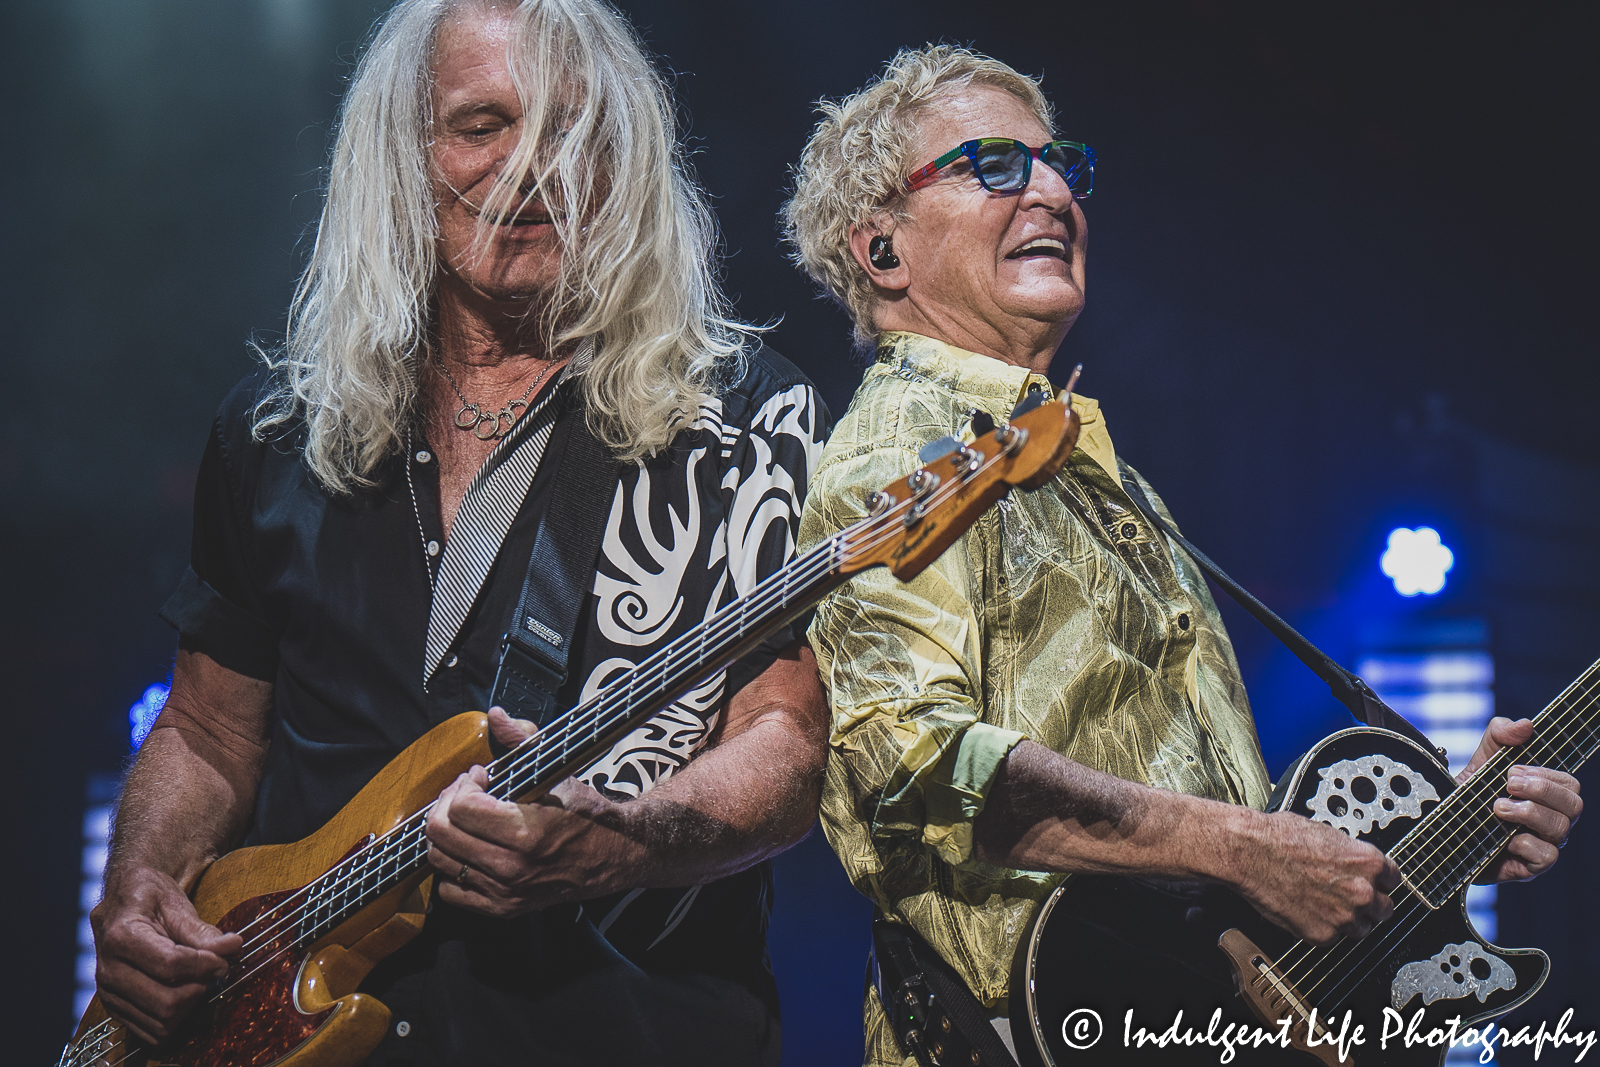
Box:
[839,391,1081,581]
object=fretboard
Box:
[1393,655,1600,906]
[289,531,851,944]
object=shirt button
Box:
[446,654,459,668]
[426,540,440,557]
[1178,613,1191,630]
[1120,522,1138,539]
[415,450,432,464]
[396,1021,411,1037]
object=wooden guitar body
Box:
[64,712,492,1067]
[1015,728,1551,1067]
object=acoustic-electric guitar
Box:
[1014,656,1599,1067]
[58,394,1081,1067]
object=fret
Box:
[472,541,845,814]
[1397,655,1600,907]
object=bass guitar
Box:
[60,394,1081,1067]
[1014,654,1599,1066]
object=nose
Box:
[1023,153,1075,212]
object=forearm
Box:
[107,650,273,892]
[971,739,1261,886]
[602,707,826,888]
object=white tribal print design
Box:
[576,366,826,799]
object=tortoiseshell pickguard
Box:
[145,887,332,1067]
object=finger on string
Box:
[438,790,534,849]
[1506,766,1584,820]
[116,923,229,985]
[1493,794,1572,844]
[1375,856,1402,893]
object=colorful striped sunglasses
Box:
[904,139,1095,198]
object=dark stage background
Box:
[5,2,1597,1063]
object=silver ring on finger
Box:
[457,862,472,885]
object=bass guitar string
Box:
[202,512,863,962]
[158,439,1023,1024]
[486,448,1016,804]
[74,424,1053,1067]
[205,441,1011,1004]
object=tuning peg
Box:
[1009,391,1047,420]
[918,436,963,463]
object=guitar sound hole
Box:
[1391,775,1412,797]
[1351,776,1378,804]
[1472,957,1493,980]
[1328,795,1348,817]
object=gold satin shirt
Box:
[799,332,1274,1064]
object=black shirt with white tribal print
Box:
[162,344,829,1066]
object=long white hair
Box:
[255,0,750,491]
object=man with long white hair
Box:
[88,1,829,1063]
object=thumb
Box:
[160,895,241,956]
[488,706,539,747]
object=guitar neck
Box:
[481,535,849,804]
[1394,655,1600,906]
[278,397,1081,950]
[293,532,852,942]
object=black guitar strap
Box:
[872,917,1021,1067]
[1120,476,1446,760]
[490,398,622,728]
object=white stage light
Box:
[1380,526,1454,596]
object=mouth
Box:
[1006,236,1068,260]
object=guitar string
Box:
[148,438,1026,1024]
[214,438,1014,969]
[82,612,1581,1067]
[1266,660,1600,987]
[80,585,1591,1067]
[1302,694,1600,1012]
[1290,671,1600,1001]
[1274,674,1600,1003]
[75,523,855,1067]
[72,420,1061,1065]
[1394,665,1600,878]
[1255,666,1600,1015]
[203,522,853,958]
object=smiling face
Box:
[429,7,563,306]
[862,86,1088,370]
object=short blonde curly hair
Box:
[781,45,1053,345]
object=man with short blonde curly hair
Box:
[787,43,1580,1067]
[783,45,1052,346]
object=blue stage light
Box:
[129,682,171,748]
[1380,527,1454,596]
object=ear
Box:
[848,222,910,293]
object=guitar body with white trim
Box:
[1016,725,1557,1067]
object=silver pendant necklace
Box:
[438,358,555,441]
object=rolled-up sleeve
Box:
[800,444,1023,869]
[159,407,282,681]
